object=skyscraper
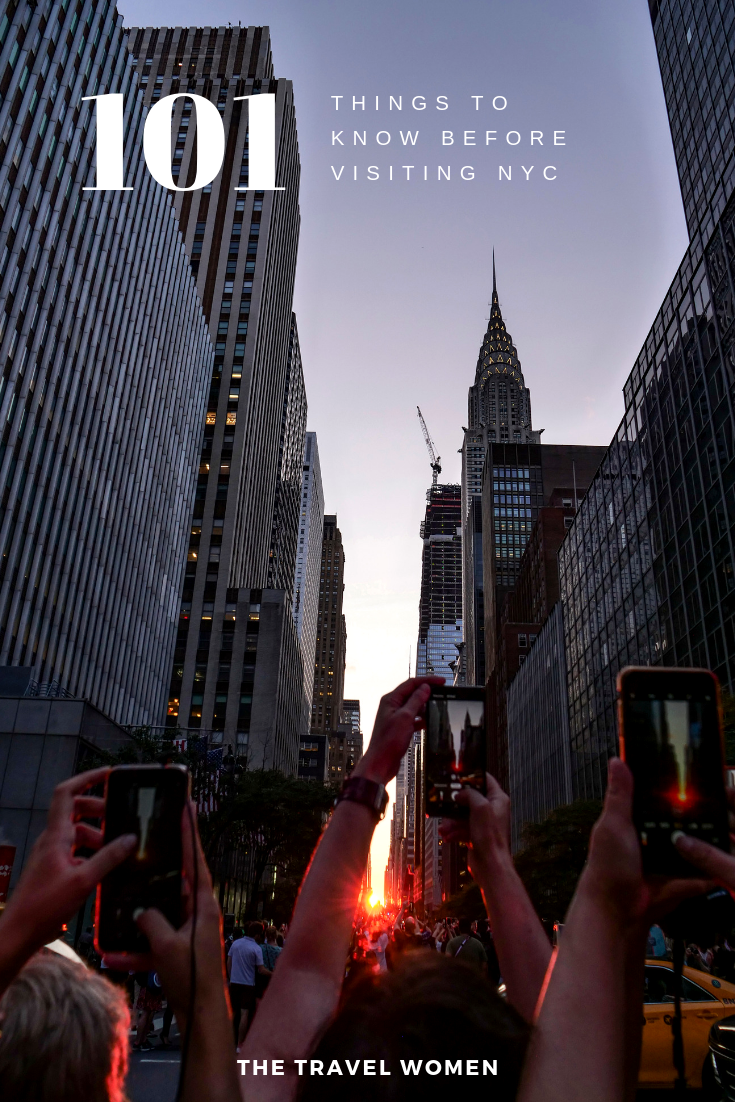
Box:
[267,315,307,597]
[341,698,360,737]
[128,26,308,767]
[414,482,462,909]
[416,484,463,682]
[461,262,541,685]
[0,1,212,724]
[294,431,324,713]
[649,0,735,239]
[311,514,347,736]
[560,0,735,799]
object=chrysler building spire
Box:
[468,259,535,440]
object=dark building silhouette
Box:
[310,515,347,757]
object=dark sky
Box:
[119,0,689,887]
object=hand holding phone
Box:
[618,667,730,877]
[425,685,488,817]
[96,764,190,954]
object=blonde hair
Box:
[0,954,130,1102]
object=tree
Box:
[514,800,602,927]
[200,769,338,923]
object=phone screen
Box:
[619,667,730,876]
[425,686,487,817]
[95,765,189,953]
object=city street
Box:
[126,1014,181,1102]
[127,1050,181,1102]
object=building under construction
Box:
[416,485,463,681]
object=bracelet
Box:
[335,776,389,821]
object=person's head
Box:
[248,921,265,942]
[265,925,278,945]
[404,916,416,934]
[0,954,130,1102]
[276,933,284,948]
[301,952,528,1102]
[233,926,244,940]
[458,916,473,935]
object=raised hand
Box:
[103,800,225,1026]
[353,676,444,786]
[0,767,136,997]
[1,768,135,951]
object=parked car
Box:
[640,959,735,1089]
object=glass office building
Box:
[0,0,212,724]
[560,0,735,799]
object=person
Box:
[685,940,713,972]
[646,922,667,959]
[365,922,389,972]
[390,908,427,957]
[477,918,502,986]
[0,953,131,1102]
[262,926,282,972]
[0,766,241,1102]
[446,915,488,975]
[301,952,528,1102]
[132,969,163,1050]
[227,919,271,1046]
[515,759,712,1102]
[439,772,555,1022]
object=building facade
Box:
[507,602,573,850]
[293,431,324,713]
[0,1,212,725]
[312,514,347,735]
[416,484,463,683]
[297,732,327,782]
[461,264,541,685]
[481,444,604,787]
[560,0,735,799]
[327,719,362,783]
[267,315,307,597]
[129,26,308,766]
[341,697,360,736]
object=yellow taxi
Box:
[640,958,735,1088]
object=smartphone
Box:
[425,685,487,817]
[95,764,190,953]
[618,666,730,877]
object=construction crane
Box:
[417,406,442,487]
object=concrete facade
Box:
[0,696,131,890]
[128,27,308,763]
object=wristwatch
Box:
[335,775,389,821]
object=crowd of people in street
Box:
[2,674,735,1102]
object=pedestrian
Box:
[647,922,667,959]
[446,916,489,975]
[259,926,281,994]
[365,923,389,972]
[227,920,272,1047]
[132,969,163,1051]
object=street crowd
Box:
[2,675,735,1102]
